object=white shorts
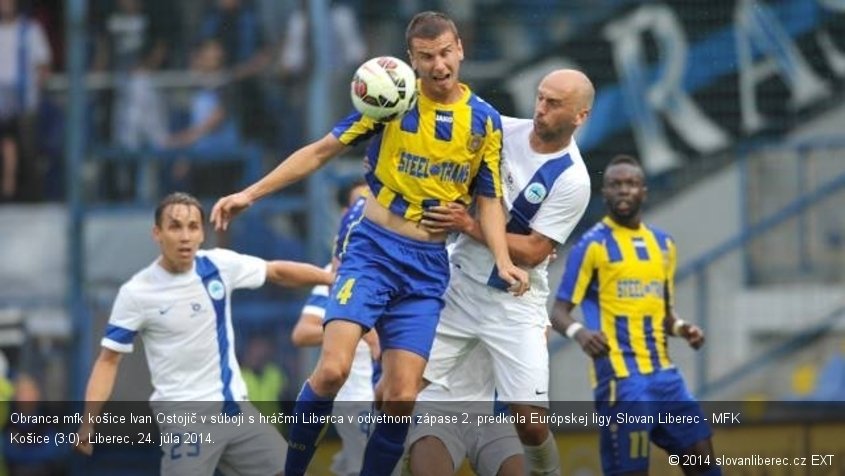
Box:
[424,268,550,406]
[155,402,287,476]
[407,413,522,476]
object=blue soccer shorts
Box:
[594,368,712,475]
[324,218,449,359]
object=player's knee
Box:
[409,436,452,476]
[497,454,525,476]
[514,420,550,445]
[381,387,418,404]
[510,407,550,445]
[409,435,443,459]
[379,388,417,416]
[312,361,351,394]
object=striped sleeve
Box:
[651,227,676,307]
[471,100,503,198]
[331,111,384,146]
[301,284,330,320]
[556,238,598,305]
[101,286,143,353]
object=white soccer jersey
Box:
[102,248,266,402]
[450,116,591,297]
[303,281,374,402]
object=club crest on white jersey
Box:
[524,182,547,204]
[207,279,225,300]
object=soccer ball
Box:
[350,56,418,122]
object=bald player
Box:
[418,69,595,475]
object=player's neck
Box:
[157,256,194,275]
[609,214,641,230]
[420,83,464,105]
[529,131,571,155]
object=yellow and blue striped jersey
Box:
[556,217,676,384]
[331,82,503,222]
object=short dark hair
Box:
[604,154,645,185]
[155,192,204,226]
[607,154,642,170]
[405,11,459,50]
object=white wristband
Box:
[672,319,687,337]
[565,322,584,339]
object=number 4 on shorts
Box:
[336,277,356,305]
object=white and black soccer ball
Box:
[350,56,418,122]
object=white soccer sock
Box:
[524,432,561,476]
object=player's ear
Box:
[456,38,464,61]
[152,224,161,243]
[575,108,590,127]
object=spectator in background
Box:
[253,0,296,57]
[199,0,271,141]
[93,0,151,74]
[166,40,238,152]
[199,0,264,76]
[112,41,168,150]
[0,0,51,202]
[165,39,240,195]
[279,0,366,133]
[90,0,171,200]
[92,0,168,148]
[280,0,367,79]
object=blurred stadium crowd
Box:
[2,0,597,203]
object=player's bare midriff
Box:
[363,194,447,243]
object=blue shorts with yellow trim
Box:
[324,218,449,359]
[594,368,712,475]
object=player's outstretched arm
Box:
[266,260,334,287]
[551,300,609,358]
[210,134,346,231]
[476,196,529,295]
[75,348,123,456]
